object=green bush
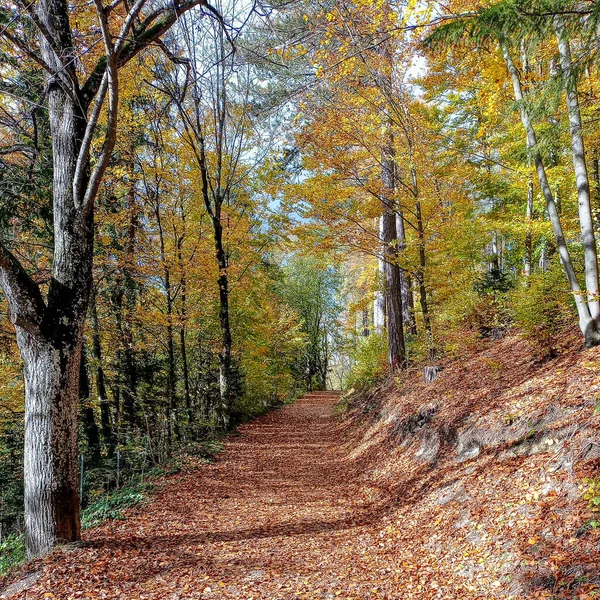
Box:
[345,332,388,390]
[0,534,25,576]
[511,262,572,358]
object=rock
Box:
[424,366,443,384]
[0,573,40,599]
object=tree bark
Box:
[213,211,233,429]
[554,17,600,322]
[395,212,416,335]
[374,218,387,332]
[381,134,406,371]
[592,156,600,223]
[524,179,534,278]
[362,307,370,337]
[20,330,84,557]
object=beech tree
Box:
[0,0,221,557]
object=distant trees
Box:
[278,256,342,391]
[257,0,600,376]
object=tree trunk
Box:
[415,197,433,346]
[555,17,600,322]
[213,213,233,429]
[362,307,370,337]
[374,218,387,332]
[90,293,114,454]
[524,179,534,278]
[14,0,95,556]
[155,200,177,448]
[382,212,406,371]
[592,156,600,223]
[396,212,417,335]
[409,167,434,353]
[381,134,406,371]
[177,236,193,433]
[19,324,85,557]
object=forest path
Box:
[10,393,397,599]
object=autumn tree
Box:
[0,0,224,557]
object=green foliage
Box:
[276,255,343,391]
[82,481,153,529]
[462,268,514,340]
[583,477,600,528]
[511,262,572,358]
[183,439,224,463]
[474,267,514,296]
[0,534,25,576]
[345,332,388,390]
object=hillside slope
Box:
[342,330,600,598]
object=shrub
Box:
[511,262,572,358]
[466,268,514,339]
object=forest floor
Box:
[2,332,600,599]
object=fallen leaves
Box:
[2,336,600,599]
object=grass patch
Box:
[184,438,225,462]
[82,480,153,529]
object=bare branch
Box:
[81,0,120,215]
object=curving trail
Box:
[6,393,400,599]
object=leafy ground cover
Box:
[1,333,599,599]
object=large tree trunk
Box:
[502,41,600,346]
[381,133,406,371]
[381,212,406,371]
[14,0,95,556]
[20,330,84,557]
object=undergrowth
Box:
[0,535,25,577]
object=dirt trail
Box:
[6,393,399,599]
